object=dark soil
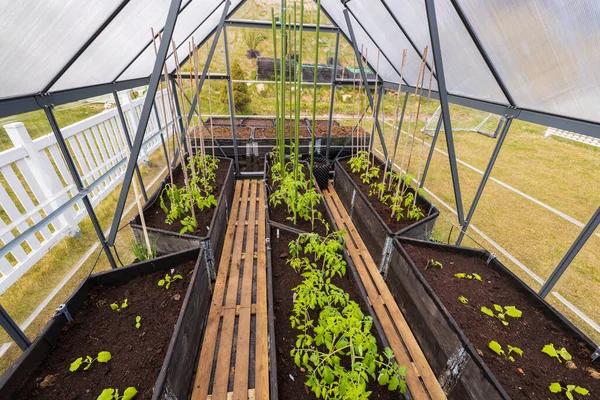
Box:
[243,118,274,127]
[312,124,353,138]
[342,159,428,233]
[265,161,330,236]
[199,126,252,139]
[143,159,231,236]
[403,242,600,400]
[16,260,196,400]
[271,229,398,400]
[205,117,243,126]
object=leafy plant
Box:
[360,166,379,185]
[488,341,523,362]
[158,273,183,290]
[542,344,572,363]
[180,215,197,235]
[426,259,443,269]
[135,316,141,329]
[480,304,522,326]
[70,351,112,372]
[458,296,469,304]
[348,151,370,174]
[97,387,138,400]
[454,272,482,281]
[110,298,128,312]
[549,382,590,398]
[131,239,156,262]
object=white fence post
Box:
[124,90,150,164]
[4,123,80,235]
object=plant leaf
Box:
[122,387,138,400]
[480,307,494,317]
[323,366,334,384]
[488,341,504,356]
[173,274,183,280]
[493,304,503,313]
[97,388,115,400]
[97,351,112,363]
[388,374,400,391]
[566,390,574,400]
[110,303,118,310]
[454,273,466,279]
[121,299,128,309]
[507,345,523,357]
[574,386,589,395]
[472,273,482,281]
[542,344,560,361]
[69,357,83,372]
[504,306,522,318]
[559,347,572,361]
[158,279,165,287]
[549,382,562,393]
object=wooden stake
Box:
[384,49,407,190]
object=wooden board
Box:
[323,187,447,400]
[192,180,269,400]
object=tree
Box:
[220,60,252,112]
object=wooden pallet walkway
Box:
[192,180,269,400]
[323,186,447,400]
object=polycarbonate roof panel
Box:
[457,0,600,122]
[320,0,398,83]
[51,0,192,92]
[345,0,436,89]
[0,0,123,99]
[121,0,227,80]
[377,0,506,104]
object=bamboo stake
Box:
[271,8,280,166]
[293,0,304,184]
[205,44,215,158]
[371,48,381,166]
[404,47,428,181]
[385,49,407,190]
[309,0,322,187]
[414,62,435,200]
[356,45,364,153]
[190,40,208,188]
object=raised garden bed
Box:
[204,117,243,126]
[333,154,438,270]
[242,117,275,127]
[0,247,211,400]
[131,157,234,277]
[268,224,404,400]
[263,154,333,236]
[388,237,600,399]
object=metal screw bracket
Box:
[54,304,73,323]
[486,253,497,265]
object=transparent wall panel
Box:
[0,0,122,99]
[121,0,224,81]
[51,0,193,92]
[457,0,600,123]
[320,0,398,83]
[346,0,435,89]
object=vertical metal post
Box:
[539,206,600,298]
[107,0,183,246]
[223,26,240,176]
[389,91,409,168]
[44,106,118,269]
[113,91,148,201]
[369,85,384,153]
[325,31,340,160]
[154,104,171,169]
[425,0,465,225]
[419,114,442,190]
[456,116,513,245]
[342,8,388,159]
[0,305,30,350]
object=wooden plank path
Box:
[323,187,447,400]
[192,180,269,400]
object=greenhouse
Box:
[0,0,598,399]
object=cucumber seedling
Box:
[110,298,128,312]
[454,272,482,281]
[542,344,572,363]
[480,304,522,326]
[97,386,138,400]
[488,341,523,362]
[70,351,112,372]
[425,259,443,270]
[135,316,141,329]
[549,382,589,398]
[158,273,183,290]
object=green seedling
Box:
[70,351,112,372]
[97,386,138,400]
[130,240,156,262]
[454,273,482,281]
[110,298,128,312]
[158,273,183,290]
[135,316,141,329]
[458,296,469,304]
[549,382,589,398]
[488,341,523,362]
[480,304,522,326]
[542,344,572,363]
[426,259,443,270]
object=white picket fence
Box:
[0,91,174,294]
[544,127,600,148]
